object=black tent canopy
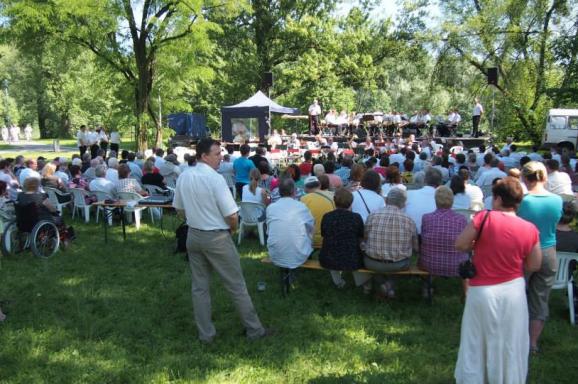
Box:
[221,91,299,142]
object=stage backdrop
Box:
[221,91,298,142]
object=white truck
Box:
[542,108,578,150]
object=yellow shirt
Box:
[301,191,335,248]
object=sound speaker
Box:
[487,67,498,85]
[262,72,273,89]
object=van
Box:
[542,109,578,150]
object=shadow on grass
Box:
[1,218,577,383]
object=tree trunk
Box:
[37,95,49,139]
[61,114,71,137]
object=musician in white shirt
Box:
[97,127,109,154]
[472,98,484,137]
[110,129,121,154]
[77,125,88,157]
[87,127,99,159]
[308,99,321,135]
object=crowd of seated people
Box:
[0,146,194,223]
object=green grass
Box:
[0,214,577,383]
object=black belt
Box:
[190,227,229,233]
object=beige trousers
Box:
[186,228,264,342]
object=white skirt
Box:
[455,277,529,384]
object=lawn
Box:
[0,212,577,384]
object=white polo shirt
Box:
[77,130,87,146]
[173,162,238,231]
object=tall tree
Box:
[439,0,576,142]
[2,0,245,149]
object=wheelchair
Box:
[1,202,61,258]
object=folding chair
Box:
[238,202,266,246]
[554,252,578,325]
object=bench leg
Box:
[280,268,296,297]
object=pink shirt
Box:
[470,210,539,286]
[327,174,343,189]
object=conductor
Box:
[472,98,484,137]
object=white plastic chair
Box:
[44,187,73,216]
[222,174,236,199]
[93,190,114,226]
[452,208,476,223]
[164,175,177,189]
[480,184,493,198]
[238,202,266,246]
[70,188,93,223]
[118,191,151,230]
[553,252,578,325]
[142,184,166,196]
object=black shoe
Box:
[248,327,277,341]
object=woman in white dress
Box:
[454,177,542,384]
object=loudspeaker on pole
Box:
[487,67,498,85]
[262,72,273,89]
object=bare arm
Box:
[524,243,542,272]
[42,198,57,213]
[455,222,478,252]
[226,212,238,233]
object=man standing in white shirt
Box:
[173,138,267,343]
[77,125,88,157]
[87,127,99,159]
[109,129,121,154]
[308,99,321,135]
[472,98,484,137]
[24,124,33,142]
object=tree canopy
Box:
[0,0,577,149]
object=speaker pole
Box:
[491,86,495,138]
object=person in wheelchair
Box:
[16,178,74,241]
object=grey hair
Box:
[95,164,107,178]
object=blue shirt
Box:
[233,157,255,184]
[518,193,563,249]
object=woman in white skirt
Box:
[454,177,542,384]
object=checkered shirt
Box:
[419,208,468,276]
[115,178,142,194]
[364,205,418,262]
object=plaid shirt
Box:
[419,208,468,276]
[365,205,418,262]
[115,178,142,194]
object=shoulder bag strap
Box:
[314,191,335,208]
[475,210,491,242]
[357,190,371,215]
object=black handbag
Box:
[459,210,490,279]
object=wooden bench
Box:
[260,258,433,302]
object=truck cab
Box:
[542,109,578,151]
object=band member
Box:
[336,110,348,136]
[98,127,109,154]
[77,125,88,157]
[87,127,99,159]
[472,98,484,137]
[308,99,321,135]
[325,109,337,135]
